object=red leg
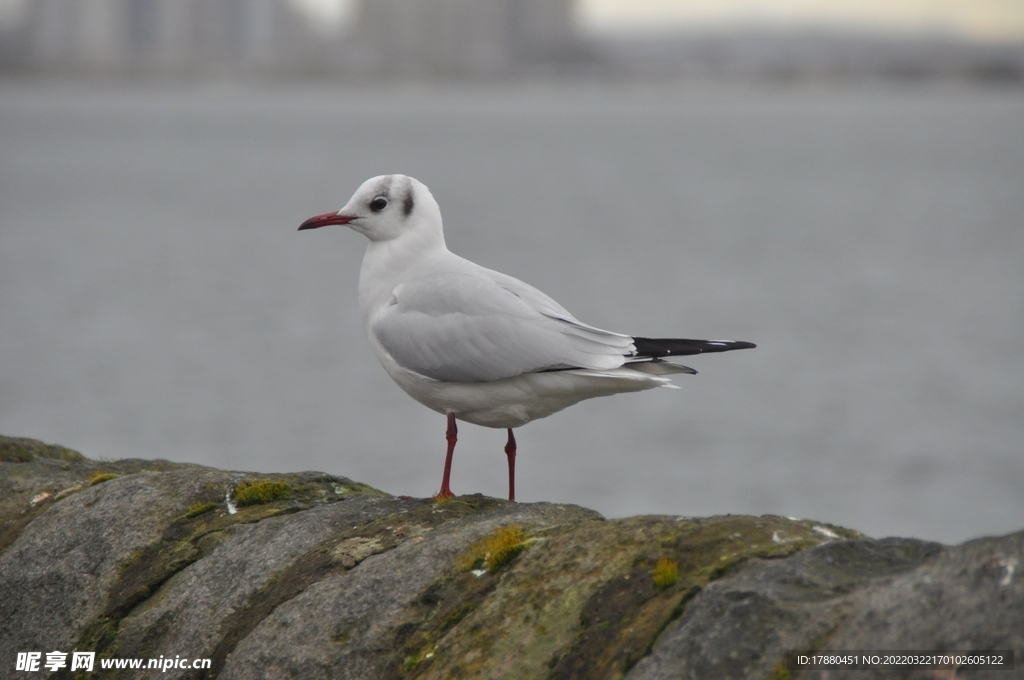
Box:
[437,413,457,499]
[505,428,517,502]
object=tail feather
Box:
[629,360,698,376]
[632,337,756,358]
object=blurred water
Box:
[1,80,1022,544]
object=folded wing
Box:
[372,268,634,383]
[371,260,755,384]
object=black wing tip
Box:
[632,337,757,358]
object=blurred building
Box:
[0,0,584,76]
[2,0,301,74]
[352,0,579,75]
[0,0,1020,79]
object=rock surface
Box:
[1,435,1021,680]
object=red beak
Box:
[298,211,357,231]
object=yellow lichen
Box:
[233,479,291,506]
[458,524,528,573]
[767,660,792,680]
[652,557,679,590]
[88,472,118,486]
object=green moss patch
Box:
[182,501,219,519]
[234,479,291,506]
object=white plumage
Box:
[299,174,753,499]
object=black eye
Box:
[370,197,388,212]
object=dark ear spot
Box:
[402,189,415,217]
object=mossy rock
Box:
[0,435,86,463]
[3,434,1020,680]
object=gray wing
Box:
[371,269,634,383]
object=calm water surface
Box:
[1,80,1022,543]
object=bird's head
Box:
[299,174,443,245]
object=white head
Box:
[298,174,444,246]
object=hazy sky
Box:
[285,0,1024,43]
[578,0,1024,42]
[1,0,1020,43]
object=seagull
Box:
[299,175,754,502]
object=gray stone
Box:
[625,538,943,680]
[113,495,417,677]
[219,501,601,680]
[816,531,1024,680]
[0,471,196,655]
[1,435,1021,680]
